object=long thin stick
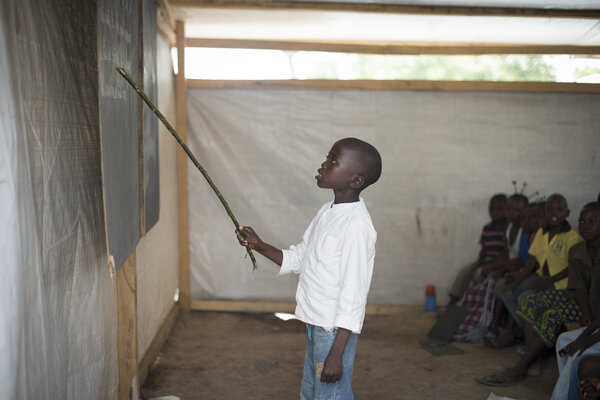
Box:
[116,67,257,270]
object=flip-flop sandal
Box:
[476,372,519,387]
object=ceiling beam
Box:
[185,38,600,55]
[171,0,600,18]
[157,0,176,45]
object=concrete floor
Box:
[141,309,558,400]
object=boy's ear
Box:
[350,174,365,189]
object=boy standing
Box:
[236,137,382,400]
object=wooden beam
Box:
[157,18,176,47]
[176,20,191,311]
[187,79,600,93]
[158,0,176,28]
[170,0,600,19]
[191,299,423,315]
[192,300,296,313]
[117,252,138,400]
[157,0,176,46]
[185,38,600,56]
[138,304,180,386]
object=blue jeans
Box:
[300,325,358,400]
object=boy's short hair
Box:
[490,193,508,204]
[583,201,600,214]
[340,138,382,187]
[509,193,529,207]
[547,193,568,208]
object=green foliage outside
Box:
[575,65,600,80]
[298,53,600,82]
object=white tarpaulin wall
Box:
[187,88,600,305]
[0,1,117,399]
[1,1,179,398]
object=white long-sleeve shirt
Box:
[279,198,377,334]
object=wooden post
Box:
[176,20,191,310]
[117,252,138,400]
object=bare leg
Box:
[508,321,546,377]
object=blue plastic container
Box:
[425,285,436,311]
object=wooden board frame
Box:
[117,252,138,400]
[183,39,600,93]
[191,300,423,315]
[176,20,191,310]
[187,78,600,93]
[157,0,176,45]
[178,15,599,316]
[185,38,600,56]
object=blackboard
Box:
[98,0,140,270]
[143,0,159,232]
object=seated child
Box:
[480,194,529,279]
[481,194,529,336]
[499,201,548,335]
[491,198,567,350]
[236,138,382,400]
[552,201,600,399]
[477,194,581,386]
[484,201,545,347]
[447,193,508,305]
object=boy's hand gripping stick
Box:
[116,67,257,270]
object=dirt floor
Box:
[141,308,559,400]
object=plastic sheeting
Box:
[187,88,600,304]
[0,1,117,399]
